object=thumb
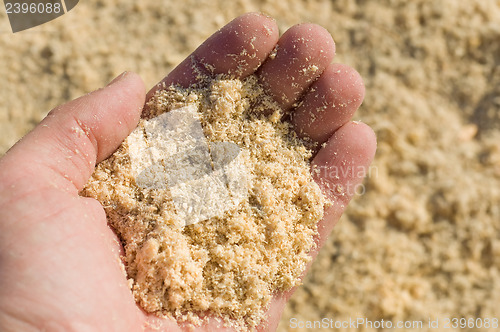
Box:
[0,71,146,194]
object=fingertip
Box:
[279,22,335,63]
[291,63,366,144]
[341,120,376,148]
[106,71,146,103]
[200,12,280,76]
[258,22,336,109]
[329,63,365,104]
[312,121,377,205]
[103,71,146,127]
[125,71,147,98]
[351,121,377,160]
[300,23,336,57]
[320,121,377,168]
[89,72,146,161]
[236,12,279,40]
[347,121,377,161]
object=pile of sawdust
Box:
[82,74,327,329]
[3,1,500,331]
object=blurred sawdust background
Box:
[1,1,500,331]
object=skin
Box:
[0,13,376,332]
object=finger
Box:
[146,12,279,100]
[261,122,376,326]
[257,23,335,110]
[2,72,146,193]
[312,121,376,248]
[291,63,365,145]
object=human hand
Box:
[0,13,375,332]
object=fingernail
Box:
[107,71,129,87]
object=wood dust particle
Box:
[81,74,327,330]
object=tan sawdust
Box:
[3,1,500,331]
[81,74,327,330]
